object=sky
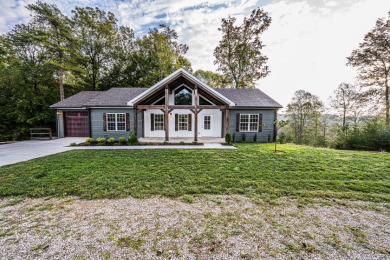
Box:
[1,0,390,108]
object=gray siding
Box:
[228,109,276,143]
[91,108,139,140]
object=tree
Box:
[72,7,130,91]
[194,70,229,88]
[347,11,390,126]
[27,1,80,100]
[274,120,289,152]
[329,83,358,127]
[214,8,271,88]
[286,90,324,142]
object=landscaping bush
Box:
[278,132,286,144]
[192,141,198,145]
[118,137,127,145]
[179,141,185,145]
[128,132,138,146]
[225,133,232,144]
[232,132,236,143]
[113,143,120,146]
[70,142,76,146]
[162,141,168,145]
[86,138,94,143]
[242,133,246,142]
[84,141,91,146]
[253,133,257,143]
[97,137,106,144]
[107,138,115,143]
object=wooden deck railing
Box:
[30,128,52,140]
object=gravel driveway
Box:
[0,195,389,259]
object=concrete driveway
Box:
[0,138,86,167]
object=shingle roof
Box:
[50,87,282,109]
[50,91,102,108]
[84,88,148,107]
[214,88,283,108]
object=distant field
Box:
[0,144,389,201]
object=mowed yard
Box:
[1,144,390,259]
[0,144,389,201]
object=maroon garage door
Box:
[64,111,90,137]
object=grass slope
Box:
[0,144,389,201]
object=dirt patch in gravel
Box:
[0,196,389,259]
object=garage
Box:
[64,111,90,137]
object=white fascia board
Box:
[127,68,236,107]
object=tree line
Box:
[0,1,271,141]
[280,12,390,151]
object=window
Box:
[199,96,213,105]
[107,113,126,131]
[154,97,165,105]
[155,114,164,130]
[179,114,188,130]
[204,115,211,130]
[174,86,192,105]
[240,114,259,132]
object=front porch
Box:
[139,137,226,144]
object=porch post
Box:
[225,107,229,135]
[165,85,169,141]
[194,85,198,142]
[134,107,137,136]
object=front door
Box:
[201,115,213,137]
[65,111,89,137]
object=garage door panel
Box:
[65,111,89,137]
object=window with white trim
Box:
[155,114,164,130]
[179,114,188,130]
[240,114,259,132]
[107,113,126,131]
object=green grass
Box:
[0,144,389,201]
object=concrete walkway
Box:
[0,138,235,167]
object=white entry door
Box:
[201,115,213,137]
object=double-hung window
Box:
[107,113,126,131]
[154,114,164,130]
[240,114,259,132]
[178,114,188,130]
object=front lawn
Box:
[0,144,389,201]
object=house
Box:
[50,68,282,142]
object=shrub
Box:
[242,133,246,142]
[148,142,154,146]
[313,135,326,147]
[97,137,106,144]
[107,138,115,143]
[181,196,194,204]
[85,138,94,143]
[278,132,286,144]
[192,141,198,145]
[162,141,168,145]
[128,132,139,146]
[84,141,91,146]
[225,133,232,144]
[118,137,127,145]
[253,133,257,143]
[286,134,293,143]
[113,143,120,146]
[232,132,236,143]
[179,141,185,145]
[70,142,76,146]
[268,132,271,143]
[97,142,105,146]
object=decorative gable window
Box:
[107,113,126,131]
[174,86,192,105]
[199,96,213,105]
[239,114,259,132]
